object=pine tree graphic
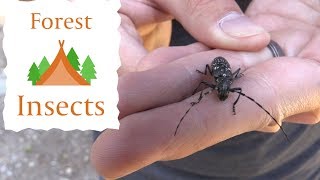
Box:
[80,55,96,84]
[67,47,80,71]
[28,62,40,85]
[38,56,50,76]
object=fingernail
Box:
[219,12,266,37]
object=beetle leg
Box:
[175,82,216,136]
[232,68,243,80]
[192,81,215,95]
[190,90,204,106]
[230,87,242,115]
[196,64,213,76]
[191,81,216,104]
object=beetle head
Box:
[217,80,231,101]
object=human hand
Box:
[91,46,319,179]
[91,0,320,179]
[119,0,270,74]
[91,45,284,178]
[245,0,320,125]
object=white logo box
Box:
[2,0,120,131]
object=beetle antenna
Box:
[234,91,290,142]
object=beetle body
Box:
[174,56,289,141]
[212,57,233,101]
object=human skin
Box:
[91,0,320,179]
[118,0,270,74]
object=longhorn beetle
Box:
[174,56,289,141]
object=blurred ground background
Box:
[0,24,99,180]
[0,126,99,180]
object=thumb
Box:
[154,0,270,51]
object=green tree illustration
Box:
[28,63,40,85]
[67,47,80,71]
[80,55,96,84]
[38,56,50,76]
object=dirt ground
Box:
[0,124,99,180]
[0,25,99,180]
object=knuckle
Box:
[186,0,214,16]
[254,111,281,133]
[259,125,281,133]
[308,119,320,124]
[185,0,240,20]
[309,110,320,124]
[243,72,285,130]
[265,118,282,132]
[257,113,283,133]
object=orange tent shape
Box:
[37,40,89,86]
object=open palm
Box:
[246,0,320,125]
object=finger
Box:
[137,43,210,71]
[120,14,202,75]
[119,0,172,27]
[118,14,148,75]
[92,58,320,179]
[118,47,274,118]
[92,95,265,179]
[267,29,314,57]
[246,0,320,31]
[244,57,320,130]
[284,109,320,124]
[153,0,270,51]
